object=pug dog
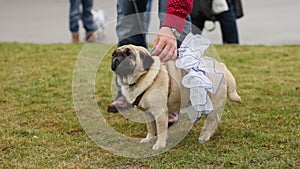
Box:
[111,44,241,150]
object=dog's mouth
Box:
[129,82,136,87]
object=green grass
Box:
[0,42,299,168]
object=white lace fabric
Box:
[175,33,224,122]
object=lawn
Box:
[0,42,299,168]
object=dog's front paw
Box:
[152,142,166,150]
[198,133,211,144]
[140,137,155,144]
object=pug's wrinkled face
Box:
[111,45,154,78]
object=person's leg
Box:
[158,0,169,25]
[82,0,96,41]
[144,0,152,32]
[116,0,148,48]
[181,15,192,43]
[217,0,239,44]
[108,0,149,113]
[69,0,81,42]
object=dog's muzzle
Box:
[112,57,135,77]
[111,57,122,72]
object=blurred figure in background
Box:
[191,0,243,44]
[69,0,97,43]
[91,9,106,38]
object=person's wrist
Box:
[162,26,181,39]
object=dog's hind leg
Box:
[198,83,226,143]
[198,110,220,143]
[140,112,157,143]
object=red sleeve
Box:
[162,0,194,33]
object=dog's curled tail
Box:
[222,63,242,103]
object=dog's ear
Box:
[140,50,154,70]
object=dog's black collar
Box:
[132,91,146,107]
[129,83,136,87]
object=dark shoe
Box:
[107,95,133,113]
[168,112,179,127]
[72,33,79,43]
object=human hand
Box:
[151,27,178,62]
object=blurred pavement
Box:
[0,0,299,45]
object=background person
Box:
[69,0,97,43]
[190,0,241,44]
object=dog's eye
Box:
[124,48,132,56]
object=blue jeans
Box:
[191,0,239,44]
[69,0,95,34]
[116,0,192,48]
[144,0,152,32]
